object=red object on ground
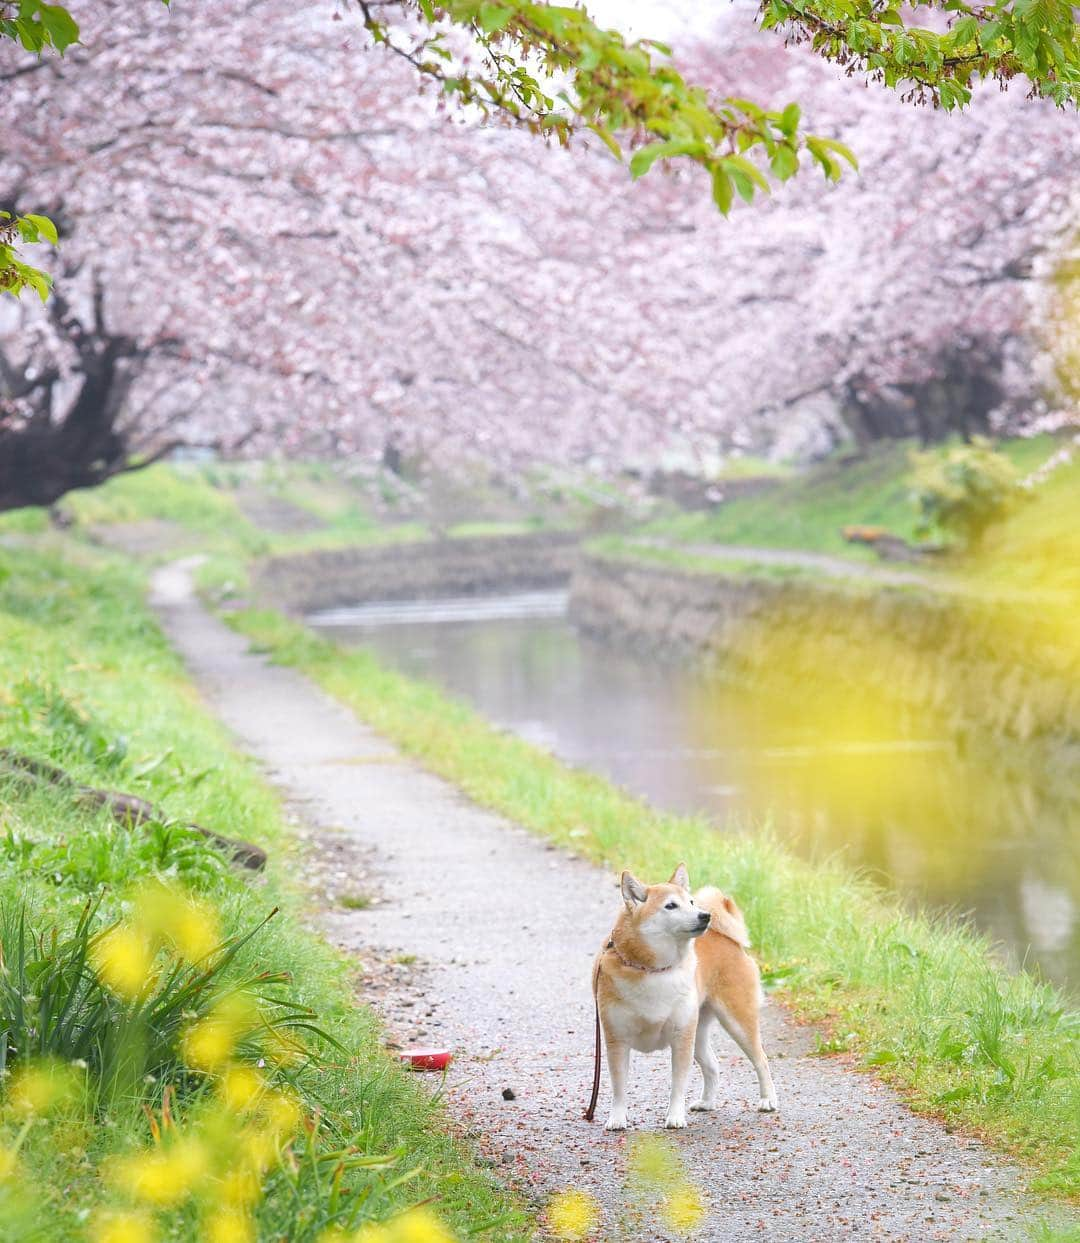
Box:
[399,1047,452,1071]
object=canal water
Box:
[309,591,1080,993]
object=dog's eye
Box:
[665,901,677,910]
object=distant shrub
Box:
[909,438,1024,549]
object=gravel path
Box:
[150,559,1069,1242]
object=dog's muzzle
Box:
[690,911,711,936]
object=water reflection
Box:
[311,596,1080,994]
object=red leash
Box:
[584,997,601,1122]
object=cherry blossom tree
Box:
[1,0,1078,509]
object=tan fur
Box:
[592,864,777,1130]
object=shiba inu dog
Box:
[591,864,777,1130]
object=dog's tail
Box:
[695,886,752,948]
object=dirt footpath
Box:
[150,559,1068,1242]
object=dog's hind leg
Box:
[690,1010,720,1112]
[604,1038,631,1131]
[713,1002,778,1113]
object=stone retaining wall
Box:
[253,532,580,614]
[569,554,1080,748]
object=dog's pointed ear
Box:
[621,871,648,909]
[669,863,690,890]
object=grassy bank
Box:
[641,436,1062,558]
[0,539,529,1242]
[583,537,825,582]
[229,608,1080,1201]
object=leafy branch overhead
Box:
[358,0,858,206]
[0,210,58,300]
[3,0,1080,304]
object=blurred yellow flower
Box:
[316,1230,351,1243]
[546,1189,600,1241]
[626,1134,680,1190]
[91,926,156,998]
[181,996,254,1072]
[351,1224,393,1243]
[394,1207,457,1243]
[238,1126,279,1173]
[182,1015,237,1072]
[7,1059,83,1117]
[134,882,221,962]
[91,1210,157,1243]
[662,1182,706,1234]
[205,1210,255,1243]
[0,1146,18,1180]
[218,1164,262,1207]
[111,1136,209,1206]
[262,1088,302,1138]
[220,1065,265,1113]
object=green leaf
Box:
[780,101,801,136]
[950,15,979,45]
[23,214,58,245]
[26,269,52,302]
[770,145,799,180]
[628,139,705,179]
[711,166,734,215]
[813,136,859,171]
[864,1048,899,1065]
[586,123,623,161]
[807,138,841,180]
[978,18,1005,47]
[478,3,512,34]
[37,2,79,52]
[721,154,771,193]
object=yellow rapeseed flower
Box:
[626,1134,681,1190]
[7,1059,83,1117]
[546,1189,600,1241]
[90,1210,157,1243]
[262,1088,302,1138]
[661,1182,706,1235]
[217,1164,262,1207]
[394,1208,456,1243]
[181,996,254,1072]
[134,882,221,962]
[351,1224,393,1243]
[182,1016,237,1072]
[238,1126,278,1173]
[220,1065,265,1113]
[91,926,156,998]
[111,1136,209,1207]
[205,1210,255,1243]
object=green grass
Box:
[584,536,823,581]
[63,463,257,536]
[641,436,1063,560]
[971,452,1080,595]
[229,606,1080,1202]
[0,538,529,1241]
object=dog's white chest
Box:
[606,967,698,1053]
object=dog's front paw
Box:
[604,1112,628,1131]
[664,1110,688,1129]
[758,1094,778,1113]
[689,1098,717,1113]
